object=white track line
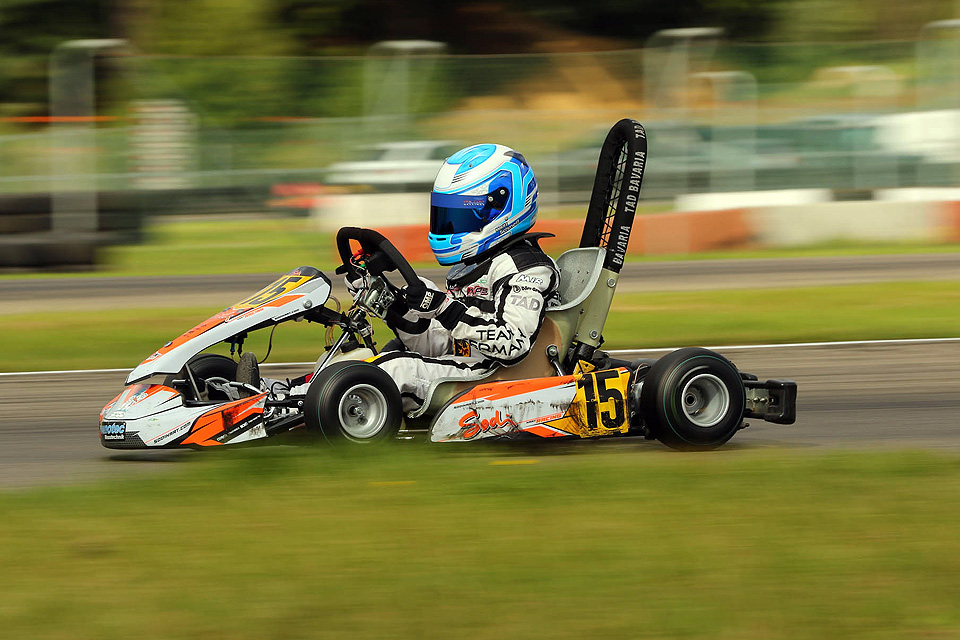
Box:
[2,337,958,378]
[0,362,317,378]
[608,336,960,355]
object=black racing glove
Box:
[404,281,446,314]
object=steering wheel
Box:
[335,227,421,292]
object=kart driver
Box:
[352,143,560,413]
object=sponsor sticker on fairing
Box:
[148,420,191,446]
[457,409,519,439]
[100,421,126,441]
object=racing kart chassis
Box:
[100,119,797,451]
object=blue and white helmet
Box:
[428,143,538,266]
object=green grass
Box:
[2,215,958,279]
[2,447,960,639]
[607,280,960,347]
[99,217,338,277]
[2,281,958,372]
[90,218,960,276]
[0,217,337,279]
[647,239,960,262]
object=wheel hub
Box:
[337,384,387,440]
[345,395,365,421]
[680,373,730,428]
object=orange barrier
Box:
[687,208,754,252]
[367,220,585,264]
[332,200,960,263]
[631,208,753,255]
[382,226,432,263]
[536,220,583,253]
[272,183,324,196]
[632,213,690,255]
[365,211,756,263]
[268,183,327,210]
[0,116,123,123]
[943,201,960,243]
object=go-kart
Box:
[99,119,797,451]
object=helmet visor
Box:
[429,193,493,235]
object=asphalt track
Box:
[2,252,958,488]
[4,252,960,314]
[2,340,958,489]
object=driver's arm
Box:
[383,277,452,358]
[434,264,558,365]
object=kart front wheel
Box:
[640,348,746,450]
[304,361,402,445]
[163,353,238,402]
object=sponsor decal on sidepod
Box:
[457,410,519,439]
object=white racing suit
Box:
[374,234,560,414]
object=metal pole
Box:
[48,39,126,235]
[694,71,758,193]
[643,28,724,197]
[917,21,960,186]
[363,40,446,141]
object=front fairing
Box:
[100,384,269,449]
[127,267,331,384]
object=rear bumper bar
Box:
[744,379,797,425]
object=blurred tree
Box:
[770,0,954,42]
[525,0,955,43]
[132,0,295,55]
[0,0,108,51]
[0,0,109,109]
[2,0,959,117]
[274,0,456,51]
[526,0,778,42]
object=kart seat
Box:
[408,247,607,421]
[457,246,606,382]
[547,246,606,356]
[551,246,606,312]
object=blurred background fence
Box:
[2,28,960,259]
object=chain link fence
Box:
[2,36,960,217]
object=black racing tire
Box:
[304,361,402,446]
[164,353,238,402]
[640,348,746,451]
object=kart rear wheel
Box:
[164,353,237,402]
[304,361,402,445]
[640,348,745,450]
